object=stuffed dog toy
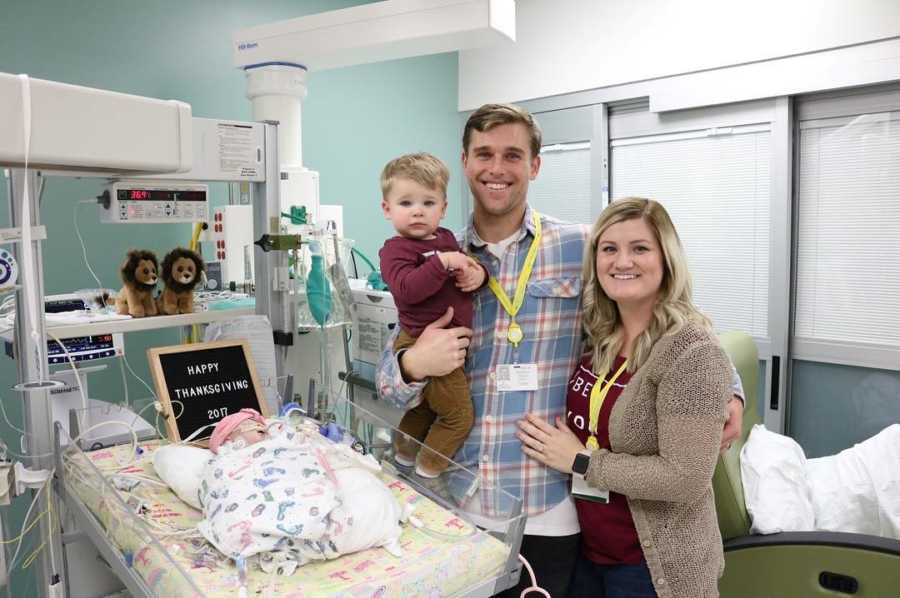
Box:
[158,247,205,315]
[116,250,159,318]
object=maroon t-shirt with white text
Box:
[566,353,644,565]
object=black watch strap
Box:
[572,452,590,476]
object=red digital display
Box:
[117,188,206,202]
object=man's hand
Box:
[454,259,486,292]
[439,251,472,271]
[399,307,473,381]
[720,398,744,453]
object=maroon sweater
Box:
[379,228,475,336]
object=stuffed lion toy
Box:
[158,247,205,315]
[116,249,159,318]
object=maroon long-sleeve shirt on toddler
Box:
[379,227,478,337]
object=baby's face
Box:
[228,419,268,446]
[381,177,447,240]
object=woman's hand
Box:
[517,413,586,474]
[399,307,472,381]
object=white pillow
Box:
[152,445,212,510]
[331,465,405,556]
[740,424,815,534]
[806,424,900,539]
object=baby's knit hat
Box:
[209,408,266,453]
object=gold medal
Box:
[507,322,524,346]
[586,435,599,450]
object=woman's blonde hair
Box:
[582,197,710,375]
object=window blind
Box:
[795,111,900,347]
[610,126,771,337]
[528,142,593,226]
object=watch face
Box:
[573,452,590,475]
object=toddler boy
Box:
[378,153,486,480]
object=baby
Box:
[199,409,407,576]
[208,409,269,453]
[378,153,487,480]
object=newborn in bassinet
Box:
[198,409,409,575]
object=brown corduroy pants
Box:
[393,330,474,473]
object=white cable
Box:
[408,514,477,541]
[70,421,138,471]
[517,554,551,598]
[0,397,55,458]
[73,200,103,289]
[119,358,130,408]
[130,400,158,431]
[0,400,25,435]
[123,354,156,400]
[46,331,88,436]
[7,473,51,572]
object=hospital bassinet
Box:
[55,400,526,597]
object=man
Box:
[377,103,744,597]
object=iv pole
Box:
[6,169,67,595]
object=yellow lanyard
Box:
[487,210,542,347]
[586,359,629,450]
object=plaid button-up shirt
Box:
[377,205,590,517]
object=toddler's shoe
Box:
[413,467,455,506]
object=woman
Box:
[517,198,732,598]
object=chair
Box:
[714,332,900,597]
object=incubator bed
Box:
[55,401,525,598]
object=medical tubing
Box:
[408,515,477,541]
[70,421,139,471]
[74,200,104,288]
[119,359,130,408]
[47,330,88,412]
[0,485,49,545]
[189,222,204,252]
[518,554,550,598]
[0,388,72,461]
[25,473,56,573]
[350,247,377,272]
[7,473,52,573]
[123,354,157,400]
[0,401,25,436]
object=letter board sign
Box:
[147,340,270,442]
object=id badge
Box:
[572,475,609,504]
[496,363,539,392]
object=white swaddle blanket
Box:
[197,423,407,573]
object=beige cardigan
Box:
[584,322,731,598]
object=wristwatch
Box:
[572,451,591,477]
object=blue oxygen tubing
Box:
[350,247,388,291]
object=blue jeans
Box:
[569,554,658,598]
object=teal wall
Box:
[0,1,461,594]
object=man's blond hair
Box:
[462,103,542,158]
[380,153,449,199]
